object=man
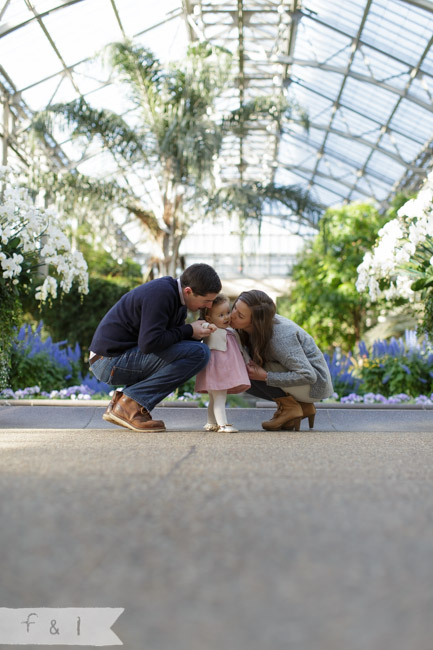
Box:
[89,263,221,432]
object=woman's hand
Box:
[246,360,268,381]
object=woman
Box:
[230,290,333,431]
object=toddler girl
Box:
[195,294,250,432]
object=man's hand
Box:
[246,360,268,381]
[191,320,217,339]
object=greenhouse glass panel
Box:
[331,109,383,144]
[351,47,410,91]
[311,184,345,207]
[0,21,60,89]
[391,99,433,141]
[379,131,423,163]
[305,0,366,40]
[341,76,398,122]
[367,150,406,182]
[42,0,121,67]
[364,0,433,66]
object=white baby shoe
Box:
[217,424,238,433]
[203,423,219,431]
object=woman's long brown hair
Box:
[233,290,276,366]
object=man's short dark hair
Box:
[180,264,222,295]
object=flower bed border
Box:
[1,399,433,410]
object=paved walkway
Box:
[1,402,432,432]
[1,404,433,650]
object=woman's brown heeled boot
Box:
[262,396,303,431]
[283,401,317,431]
[298,401,316,429]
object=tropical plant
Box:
[31,40,318,276]
[278,201,394,351]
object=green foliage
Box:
[225,393,251,407]
[28,168,129,216]
[22,278,130,357]
[399,235,433,337]
[76,238,142,280]
[34,99,143,162]
[227,96,310,136]
[7,322,82,392]
[281,199,407,351]
[422,289,433,336]
[107,40,231,185]
[21,244,142,371]
[8,349,72,393]
[357,353,433,397]
[0,285,21,391]
[207,181,320,228]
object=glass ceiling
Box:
[2,0,433,220]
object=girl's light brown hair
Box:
[199,293,229,321]
[233,290,276,366]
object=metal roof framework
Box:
[1,0,433,223]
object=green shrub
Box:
[21,276,137,371]
[356,334,433,397]
[0,285,21,391]
[9,349,68,392]
[8,323,81,392]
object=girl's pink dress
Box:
[195,329,251,394]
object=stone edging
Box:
[1,399,433,410]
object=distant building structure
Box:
[179,215,314,301]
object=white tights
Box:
[207,390,228,426]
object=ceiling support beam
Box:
[0,0,84,38]
[306,0,373,193]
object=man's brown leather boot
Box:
[262,396,303,431]
[103,394,166,432]
[103,390,123,418]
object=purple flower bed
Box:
[0,384,113,400]
[1,322,112,399]
[331,392,433,405]
[1,326,433,404]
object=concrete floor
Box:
[1,405,433,650]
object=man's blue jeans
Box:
[89,341,210,412]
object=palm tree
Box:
[32,40,319,276]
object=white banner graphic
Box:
[0,608,124,646]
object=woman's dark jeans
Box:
[90,341,210,412]
[247,380,286,402]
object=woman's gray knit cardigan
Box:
[264,315,333,400]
